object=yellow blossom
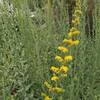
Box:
[44,96,52,100]
[73,40,80,45]
[55,55,63,62]
[64,55,73,62]
[51,75,59,81]
[49,87,65,93]
[68,31,80,37]
[41,93,52,100]
[63,39,73,46]
[60,66,69,73]
[63,39,79,46]
[58,46,68,53]
[50,66,59,73]
[69,40,80,46]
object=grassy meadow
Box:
[0,0,100,100]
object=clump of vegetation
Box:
[0,0,99,100]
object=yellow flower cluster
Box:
[58,46,68,53]
[55,55,63,62]
[50,66,59,73]
[63,39,80,46]
[55,55,73,63]
[42,0,81,99]
[50,65,69,75]
[51,74,59,81]
[60,65,69,74]
[64,55,73,62]
[68,30,80,37]
[44,81,65,94]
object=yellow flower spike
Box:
[42,0,82,98]
[44,81,52,89]
[68,31,80,37]
[64,55,73,62]
[51,74,59,81]
[60,65,69,74]
[49,87,65,93]
[58,46,68,53]
[55,55,63,62]
[50,66,59,73]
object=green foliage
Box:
[0,0,99,100]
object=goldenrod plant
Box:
[41,0,82,100]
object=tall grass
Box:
[0,0,99,100]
